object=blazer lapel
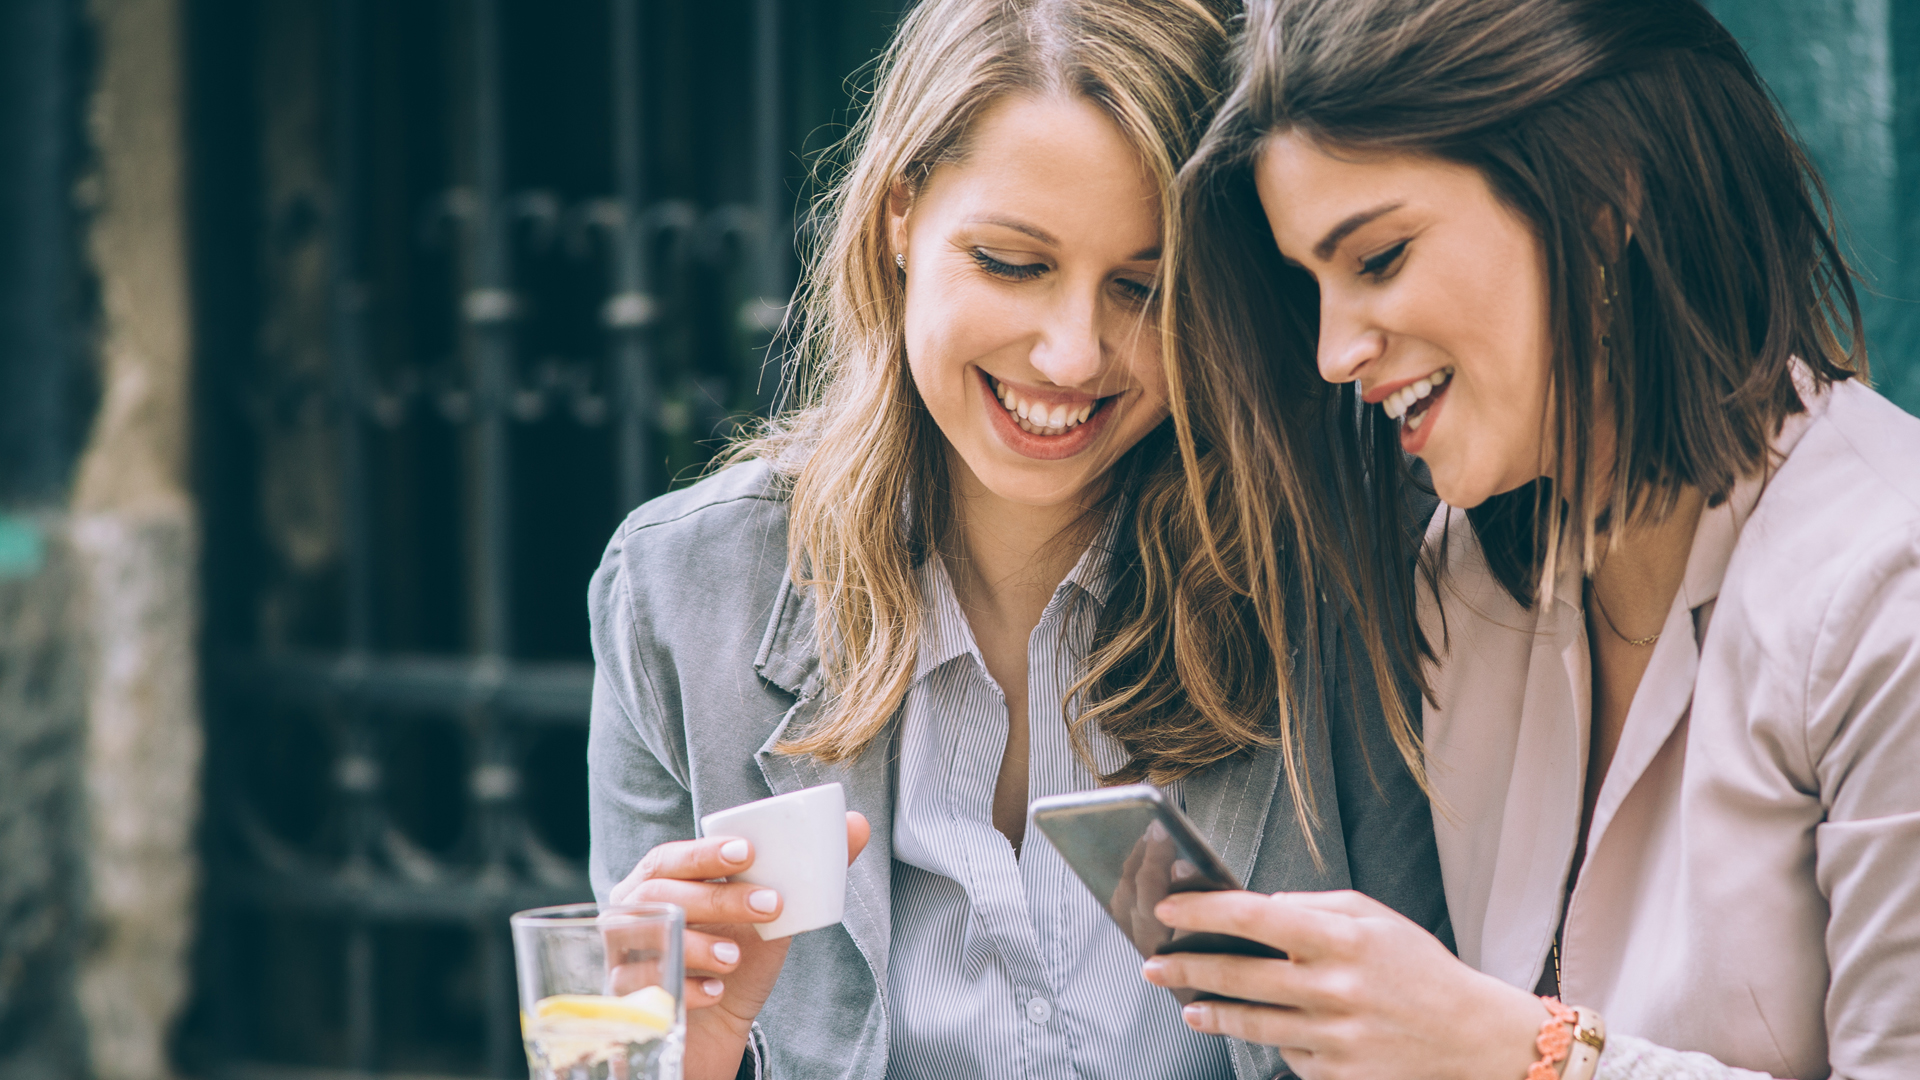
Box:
[1182,650,1348,896]
[1468,577,1589,990]
[750,574,896,983]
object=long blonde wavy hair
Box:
[734,0,1413,841]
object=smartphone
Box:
[1029,784,1284,1003]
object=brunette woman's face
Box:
[888,94,1167,509]
[1255,132,1553,508]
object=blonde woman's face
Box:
[1255,132,1554,508]
[889,94,1168,509]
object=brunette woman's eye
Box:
[971,249,1047,281]
[1360,240,1409,279]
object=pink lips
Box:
[977,369,1116,461]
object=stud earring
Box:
[896,252,906,270]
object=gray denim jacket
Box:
[587,460,1450,1080]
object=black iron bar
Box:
[333,0,374,657]
[226,870,582,922]
[744,0,789,383]
[217,651,593,721]
[464,3,522,1075]
[468,0,513,661]
[346,922,377,1072]
[754,0,784,304]
[329,0,380,1070]
[482,922,516,1079]
[608,0,657,512]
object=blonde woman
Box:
[587,0,1446,1077]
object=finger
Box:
[624,877,783,925]
[1142,951,1311,1008]
[680,929,745,975]
[847,812,871,864]
[683,974,729,1011]
[614,837,755,902]
[604,928,683,993]
[1279,888,1392,919]
[1136,827,1176,906]
[1180,998,1317,1054]
[1155,890,1346,959]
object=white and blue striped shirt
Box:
[886,524,1233,1079]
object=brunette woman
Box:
[1146,1,1920,1078]
[585,0,1445,1077]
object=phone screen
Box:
[1031,786,1286,997]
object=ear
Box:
[887,179,914,265]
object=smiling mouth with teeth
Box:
[989,374,1106,436]
[1381,367,1453,432]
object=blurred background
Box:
[0,2,1913,1079]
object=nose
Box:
[1317,290,1386,386]
[1029,286,1105,389]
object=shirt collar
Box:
[911,508,1123,681]
[1678,362,1829,611]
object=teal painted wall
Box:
[1708,0,1920,413]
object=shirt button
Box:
[1025,997,1052,1025]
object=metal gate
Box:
[187,1,896,1075]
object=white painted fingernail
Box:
[702,978,725,997]
[719,839,750,864]
[712,940,740,964]
[748,889,779,914]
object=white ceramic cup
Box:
[698,782,848,940]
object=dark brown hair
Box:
[1176,0,1865,626]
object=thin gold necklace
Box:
[1588,580,1660,647]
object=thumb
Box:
[847,812,872,864]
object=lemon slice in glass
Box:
[534,986,676,1034]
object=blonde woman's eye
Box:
[971,249,1046,280]
[1360,240,1409,279]
[1113,277,1156,307]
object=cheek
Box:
[902,278,989,404]
[1129,340,1170,420]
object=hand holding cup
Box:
[611,784,865,1080]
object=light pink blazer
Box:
[1420,376,1920,1080]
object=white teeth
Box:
[989,376,1098,435]
[1381,368,1452,422]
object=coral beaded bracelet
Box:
[1529,997,1607,1080]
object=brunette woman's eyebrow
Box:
[1313,201,1404,261]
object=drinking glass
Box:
[511,902,685,1080]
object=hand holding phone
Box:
[1029,785,1285,1004]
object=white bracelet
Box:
[1562,1006,1607,1080]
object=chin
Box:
[1427,464,1496,510]
[978,467,1100,509]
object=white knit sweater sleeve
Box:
[1596,1034,1780,1080]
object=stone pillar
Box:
[0,530,91,1080]
[70,1,201,1079]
